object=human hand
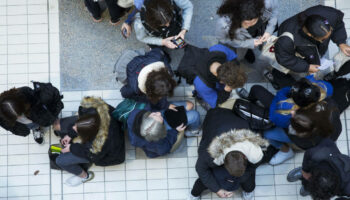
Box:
[61,144,71,153]
[162,37,177,49]
[339,43,350,56]
[260,32,271,42]
[224,85,233,92]
[216,189,232,198]
[176,29,187,40]
[121,23,132,38]
[308,64,320,73]
[168,104,178,111]
[176,123,187,132]
[61,135,71,146]
[254,39,263,47]
[302,170,311,180]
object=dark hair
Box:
[145,68,177,104]
[308,168,340,200]
[76,114,101,144]
[143,0,174,30]
[0,88,29,126]
[217,0,265,39]
[290,101,334,138]
[217,62,247,88]
[298,13,332,39]
[224,151,247,177]
[291,78,321,107]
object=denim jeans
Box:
[164,101,201,131]
[56,152,90,176]
[263,127,292,149]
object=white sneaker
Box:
[185,128,202,137]
[187,193,200,200]
[269,148,294,165]
[65,171,94,187]
[242,191,254,200]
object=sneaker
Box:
[236,88,250,100]
[109,19,121,26]
[300,186,310,196]
[185,128,202,137]
[92,16,103,23]
[32,128,44,144]
[263,69,280,90]
[196,98,211,111]
[242,191,254,200]
[65,171,95,187]
[269,148,294,165]
[187,193,200,200]
[287,166,302,182]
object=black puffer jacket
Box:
[275,5,347,73]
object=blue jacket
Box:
[120,48,172,110]
[127,109,178,158]
[269,75,333,128]
[194,44,237,108]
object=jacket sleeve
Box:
[330,9,347,46]
[194,79,218,109]
[0,117,30,136]
[70,143,90,160]
[220,38,255,49]
[134,13,163,46]
[306,75,333,97]
[301,148,313,172]
[264,0,278,35]
[150,97,170,111]
[174,0,193,31]
[275,36,310,73]
[195,153,221,193]
[269,87,292,128]
[216,90,231,106]
[144,129,178,156]
[125,9,138,25]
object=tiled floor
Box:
[1,0,350,199]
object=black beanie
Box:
[291,78,321,107]
[164,106,188,129]
[304,15,331,38]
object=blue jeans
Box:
[263,127,291,149]
[56,152,90,176]
[164,101,201,131]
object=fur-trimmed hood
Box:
[138,61,166,94]
[78,96,111,154]
[208,129,269,165]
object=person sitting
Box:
[84,0,133,25]
[287,138,350,199]
[216,0,278,63]
[272,5,350,88]
[53,96,125,186]
[127,100,201,158]
[188,107,269,200]
[0,82,63,144]
[178,44,247,110]
[133,0,193,49]
[120,48,177,111]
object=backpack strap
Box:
[279,32,294,41]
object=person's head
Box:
[74,113,101,144]
[290,101,334,138]
[217,62,247,88]
[140,111,167,142]
[145,68,177,104]
[300,14,332,43]
[291,78,321,107]
[217,0,265,39]
[224,151,247,177]
[143,0,174,30]
[0,88,29,126]
[308,168,340,200]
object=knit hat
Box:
[164,106,187,129]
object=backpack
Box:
[112,99,147,130]
[114,49,145,84]
[232,99,274,131]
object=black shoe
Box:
[244,49,255,64]
[195,97,211,111]
[287,167,302,182]
[236,88,250,100]
[300,186,310,197]
[33,128,44,144]
[264,69,280,90]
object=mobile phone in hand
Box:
[171,38,186,49]
[121,28,128,39]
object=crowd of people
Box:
[1,0,350,199]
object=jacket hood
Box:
[138,61,166,94]
[208,129,269,165]
[79,96,110,154]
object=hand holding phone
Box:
[171,38,186,49]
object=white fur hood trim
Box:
[138,61,166,94]
[208,129,269,165]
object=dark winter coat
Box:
[0,82,63,136]
[120,48,172,110]
[195,108,268,192]
[302,138,350,197]
[69,97,125,166]
[275,5,347,73]
[126,109,178,158]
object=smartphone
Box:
[171,38,186,49]
[121,28,128,39]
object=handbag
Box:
[117,0,133,8]
[112,99,146,130]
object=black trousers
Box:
[248,85,275,109]
[84,0,126,22]
[271,69,297,89]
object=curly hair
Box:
[143,0,174,30]
[217,61,247,88]
[217,0,265,39]
[307,168,340,200]
[145,68,177,104]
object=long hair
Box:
[143,0,174,30]
[76,113,101,144]
[145,68,176,104]
[217,0,265,39]
[308,168,340,200]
